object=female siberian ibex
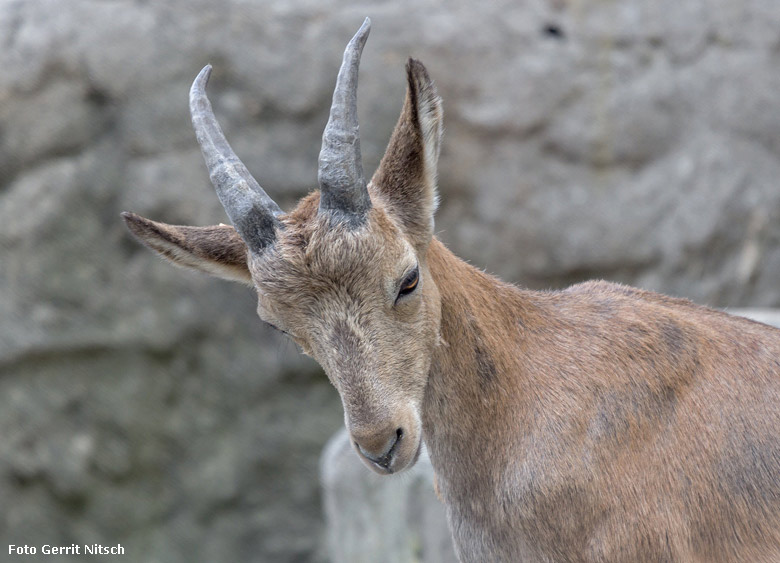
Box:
[124,19,780,562]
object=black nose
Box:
[355,428,403,469]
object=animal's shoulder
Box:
[562,279,698,309]
[543,279,780,362]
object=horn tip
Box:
[192,64,213,93]
[353,17,371,44]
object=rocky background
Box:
[1,0,779,561]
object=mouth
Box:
[361,433,422,475]
[370,428,403,470]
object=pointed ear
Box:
[370,58,443,244]
[122,212,252,285]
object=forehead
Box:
[249,196,413,307]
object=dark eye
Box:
[397,267,419,300]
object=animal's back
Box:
[491,280,780,562]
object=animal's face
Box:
[251,200,442,473]
[123,19,445,474]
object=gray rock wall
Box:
[1,1,779,561]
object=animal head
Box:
[123,18,444,474]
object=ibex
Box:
[123,19,780,562]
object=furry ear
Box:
[122,212,251,285]
[370,58,443,244]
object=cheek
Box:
[391,323,437,391]
[413,282,440,342]
[423,276,442,333]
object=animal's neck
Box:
[422,238,531,490]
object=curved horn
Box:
[318,18,372,221]
[190,65,282,253]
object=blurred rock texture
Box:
[321,429,456,563]
[1,0,779,561]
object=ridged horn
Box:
[189,65,282,253]
[317,17,372,221]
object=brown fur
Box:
[122,212,250,284]
[423,246,780,562]
[123,56,780,562]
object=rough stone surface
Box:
[2,0,780,561]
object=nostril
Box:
[355,428,405,468]
[388,428,403,456]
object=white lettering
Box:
[8,545,36,555]
[83,544,124,555]
[42,544,80,555]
